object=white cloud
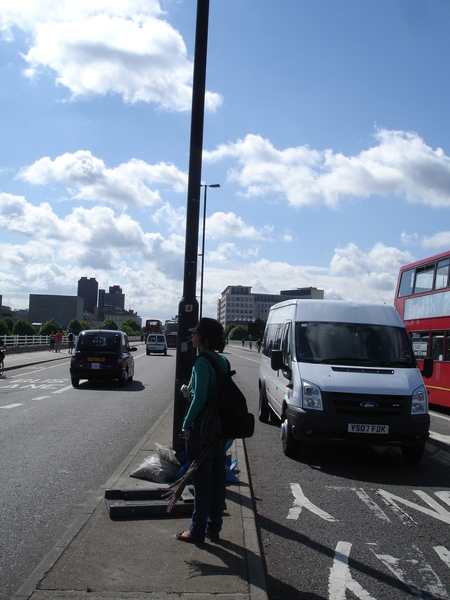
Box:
[0,0,222,112]
[204,130,450,209]
[18,151,187,208]
[207,211,273,240]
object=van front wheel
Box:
[281,410,298,457]
[258,386,270,423]
[401,444,425,463]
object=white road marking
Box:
[329,541,377,600]
[53,385,73,394]
[431,410,450,423]
[287,483,337,521]
[371,543,450,600]
[434,545,450,569]
[377,489,450,525]
[430,431,450,444]
[328,487,391,523]
[0,403,23,409]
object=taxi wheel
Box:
[71,377,80,388]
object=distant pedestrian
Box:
[0,346,6,377]
[49,331,56,352]
[242,339,245,347]
[257,339,261,353]
[67,331,75,354]
[55,330,63,353]
[249,340,252,349]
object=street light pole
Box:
[199,183,220,319]
[172,0,212,452]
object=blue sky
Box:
[1,0,450,322]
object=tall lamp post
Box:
[199,183,220,318]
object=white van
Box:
[146,333,168,356]
[258,300,433,462]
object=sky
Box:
[2,0,450,323]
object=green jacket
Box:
[182,350,228,430]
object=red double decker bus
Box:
[394,250,450,408]
[145,319,162,335]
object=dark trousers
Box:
[186,430,226,541]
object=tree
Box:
[248,317,266,340]
[223,323,235,339]
[13,319,36,336]
[98,319,118,330]
[66,319,84,334]
[0,319,10,336]
[119,323,135,336]
[228,325,248,341]
[120,319,141,334]
[39,320,63,336]
[3,317,14,333]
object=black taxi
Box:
[70,330,137,388]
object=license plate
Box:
[348,423,389,434]
[91,363,101,370]
[87,357,105,362]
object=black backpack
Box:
[198,352,255,440]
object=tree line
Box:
[0,317,142,338]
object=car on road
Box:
[70,330,137,387]
[146,333,168,355]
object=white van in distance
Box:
[258,300,433,462]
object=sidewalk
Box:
[10,356,268,600]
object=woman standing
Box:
[176,317,227,544]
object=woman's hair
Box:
[200,334,226,353]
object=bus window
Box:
[430,330,444,361]
[435,259,450,290]
[398,268,415,297]
[414,263,435,294]
[410,331,429,359]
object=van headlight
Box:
[411,385,428,414]
[302,380,323,410]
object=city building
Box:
[0,295,13,319]
[29,294,84,328]
[217,285,324,328]
[98,285,125,320]
[77,277,98,315]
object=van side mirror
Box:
[421,356,434,379]
[271,349,284,371]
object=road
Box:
[2,344,450,600]
[0,343,175,600]
[227,345,450,600]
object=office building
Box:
[29,294,84,328]
[77,277,98,314]
[217,285,324,328]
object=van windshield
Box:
[295,321,415,367]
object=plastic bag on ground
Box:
[130,444,180,483]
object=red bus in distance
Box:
[145,319,163,335]
[394,249,450,408]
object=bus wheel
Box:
[258,386,270,423]
[401,444,425,463]
[281,409,298,457]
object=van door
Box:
[272,322,292,415]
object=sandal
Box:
[175,531,202,544]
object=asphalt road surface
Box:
[0,344,174,599]
[228,345,450,600]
